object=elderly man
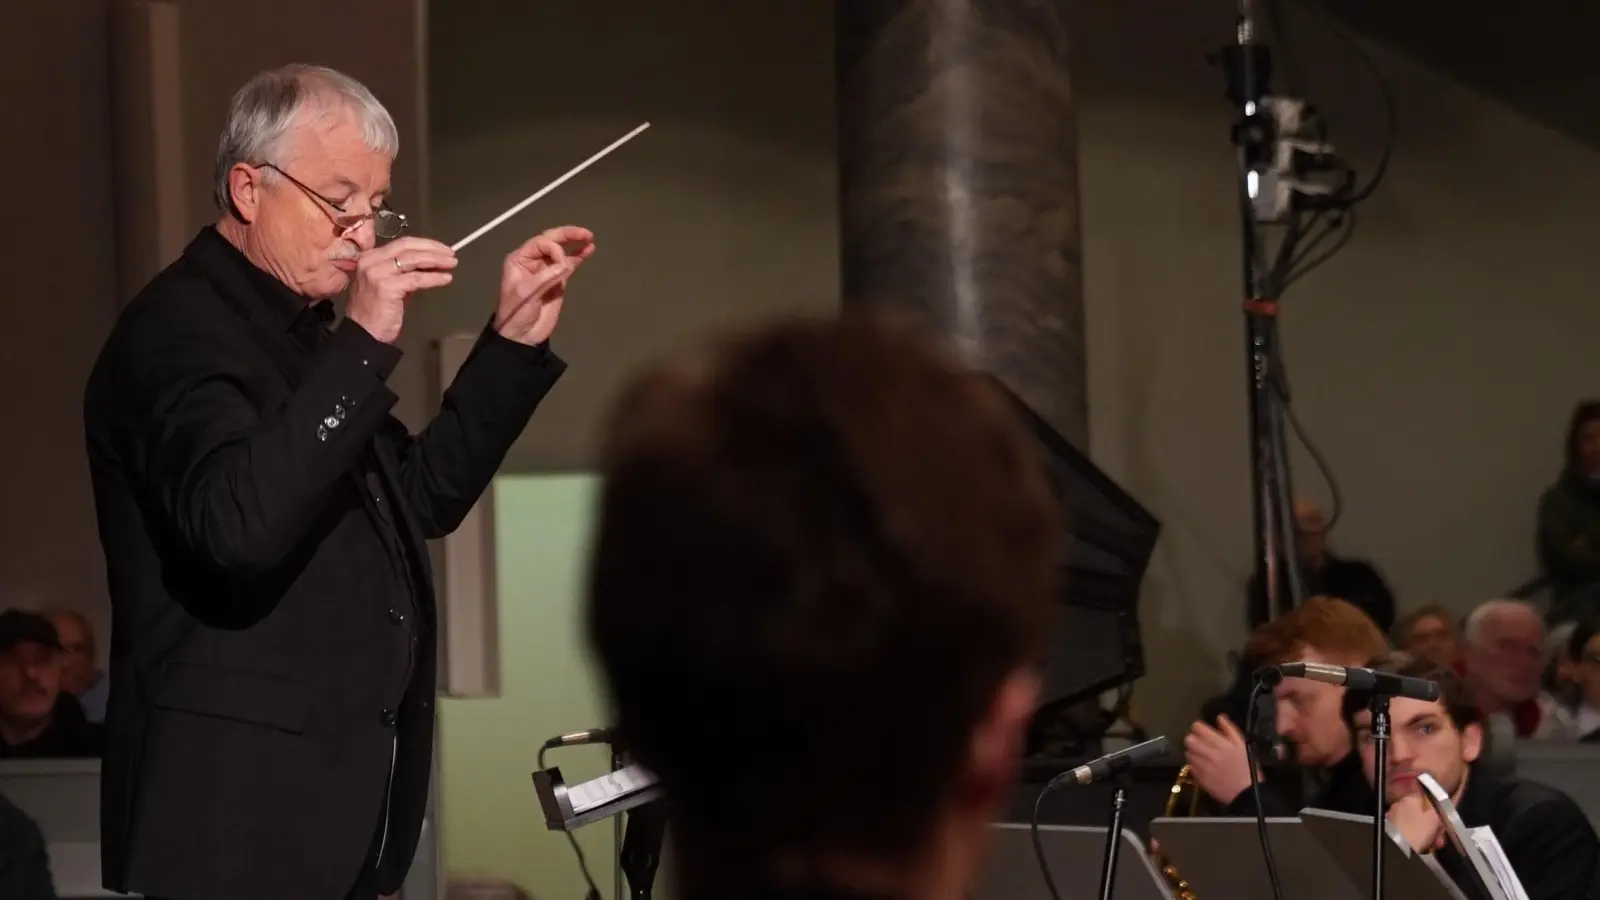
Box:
[1461,599,1577,740]
[83,64,591,900]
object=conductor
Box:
[83,64,592,900]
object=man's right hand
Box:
[1183,714,1256,806]
[1387,792,1446,853]
[346,237,459,343]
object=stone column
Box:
[836,0,1088,445]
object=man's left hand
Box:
[494,225,595,346]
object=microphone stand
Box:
[1368,693,1392,900]
[620,800,668,900]
[612,744,626,900]
[1095,767,1134,900]
[1215,0,1306,624]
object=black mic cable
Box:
[538,737,607,900]
[1245,676,1287,900]
[1028,736,1171,900]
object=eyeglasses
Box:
[256,162,409,240]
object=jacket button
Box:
[388,609,405,625]
[379,708,397,727]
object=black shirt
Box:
[1248,554,1398,630]
[1223,750,1375,818]
[0,693,103,759]
[1435,768,1600,900]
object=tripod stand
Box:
[1215,7,1307,622]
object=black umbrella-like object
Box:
[995,380,1163,714]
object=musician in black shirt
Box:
[1343,652,1600,900]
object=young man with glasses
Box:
[1343,652,1599,900]
[85,64,595,900]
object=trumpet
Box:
[1153,763,1201,900]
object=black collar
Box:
[184,226,335,336]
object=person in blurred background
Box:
[1461,599,1577,740]
[1538,400,1600,624]
[1249,500,1397,631]
[0,610,101,758]
[0,791,54,900]
[1394,604,1461,668]
[42,609,106,723]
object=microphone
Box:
[1258,662,1440,702]
[541,728,617,750]
[1061,736,1171,786]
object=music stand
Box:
[1299,809,1470,900]
[978,823,1173,900]
[1148,817,1360,900]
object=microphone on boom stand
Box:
[1258,663,1441,900]
[1029,736,1172,900]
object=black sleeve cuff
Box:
[331,318,404,380]
[481,327,552,364]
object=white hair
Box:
[1463,598,1541,645]
[213,64,399,212]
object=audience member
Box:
[1343,652,1599,900]
[584,315,1060,900]
[1565,618,1600,741]
[1538,400,1600,624]
[41,610,106,723]
[1185,596,1385,816]
[0,611,101,758]
[1461,599,1577,740]
[0,792,54,900]
[1394,604,1461,668]
[1248,500,1397,631]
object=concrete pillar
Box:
[836,0,1088,445]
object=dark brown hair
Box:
[585,313,1059,869]
[1340,651,1481,732]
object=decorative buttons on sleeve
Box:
[315,401,351,442]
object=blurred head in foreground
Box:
[586,314,1061,900]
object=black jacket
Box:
[1248,554,1397,631]
[1437,768,1600,900]
[0,693,102,759]
[0,793,54,900]
[84,228,564,900]
[1222,750,1375,818]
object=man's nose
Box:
[343,218,378,251]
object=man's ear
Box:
[964,668,1040,803]
[1460,721,1483,764]
[228,163,263,223]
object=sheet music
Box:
[565,764,659,814]
[1468,827,1530,900]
